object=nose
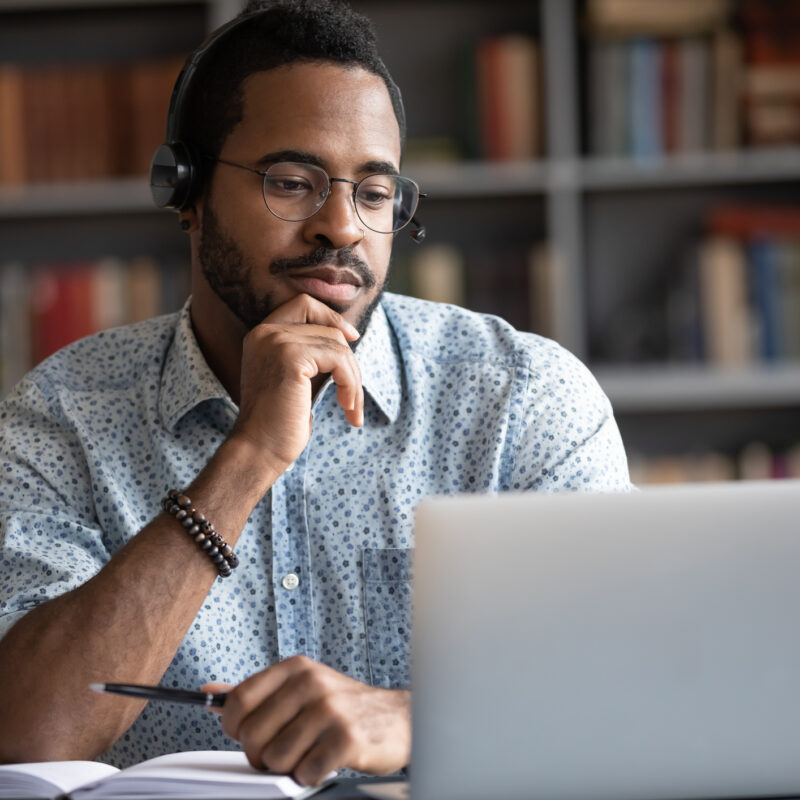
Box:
[302,181,365,249]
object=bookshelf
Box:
[2,0,800,483]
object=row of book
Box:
[0,257,189,394]
[593,205,800,366]
[629,440,800,485]
[670,206,800,366]
[389,241,557,339]
[0,56,182,185]
[586,0,800,158]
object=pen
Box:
[89,682,227,707]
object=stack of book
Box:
[740,0,800,146]
[0,257,189,394]
[666,205,800,366]
[0,56,182,185]
[584,0,796,158]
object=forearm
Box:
[0,434,281,763]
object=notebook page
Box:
[0,760,118,797]
[73,751,332,799]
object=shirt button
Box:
[281,573,300,591]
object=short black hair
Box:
[181,0,406,179]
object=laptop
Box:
[410,480,800,800]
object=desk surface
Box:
[318,777,404,800]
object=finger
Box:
[234,671,328,770]
[220,656,316,747]
[293,726,351,787]
[289,338,362,426]
[264,294,360,341]
[258,705,327,777]
[330,356,363,427]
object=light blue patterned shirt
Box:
[0,293,630,767]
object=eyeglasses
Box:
[206,156,427,239]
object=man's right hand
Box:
[231,293,364,469]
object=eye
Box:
[265,174,314,195]
[357,178,394,208]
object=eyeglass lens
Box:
[262,162,419,234]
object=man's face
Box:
[194,62,402,337]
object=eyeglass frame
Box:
[203,154,427,239]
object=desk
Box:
[319,777,405,800]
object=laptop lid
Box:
[411,481,800,800]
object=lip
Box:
[285,266,363,304]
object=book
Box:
[588,39,629,156]
[0,64,26,185]
[0,750,330,799]
[586,0,729,37]
[409,243,466,307]
[711,28,743,150]
[475,35,540,161]
[696,235,753,366]
[629,38,663,161]
[677,37,710,152]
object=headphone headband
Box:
[149,8,408,215]
[149,12,270,210]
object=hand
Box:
[231,294,364,468]
[203,655,411,786]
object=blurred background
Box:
[1,0,799,485]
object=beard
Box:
[198,202,390,343]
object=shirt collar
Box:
[354,300,403,424]
[159,299,233,432]
[159,297,403,432]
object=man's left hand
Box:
[203,655,410,786]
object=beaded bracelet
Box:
[161,490,239,578]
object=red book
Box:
[476,37,505,160]
[661,39,680,153]
[708,205,800,238]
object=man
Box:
[0,0,630,785]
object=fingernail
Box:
[345,321,360,338]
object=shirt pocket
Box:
[362,547,413,689]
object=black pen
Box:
[89,682,227,707]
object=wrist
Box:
[218,431,289,488]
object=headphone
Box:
[150,14,259,210]
[149,9,425,242]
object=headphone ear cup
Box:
[150,142,197,210]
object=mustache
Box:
[270,246,376,288]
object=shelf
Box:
[0,177,157,218]
[595,364,800,413]
[7,147,796,219]
[578,147,800,192]
[402,160,549,198]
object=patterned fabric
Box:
[0,293,630,767]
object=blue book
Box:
[629,38,663,162]
[749,238,782,362]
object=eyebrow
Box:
[255,150,399,176]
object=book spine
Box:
[629,38,664,161]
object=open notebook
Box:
[0,750,333,799]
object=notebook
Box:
[0,751,332,799]
[410,480,800,800]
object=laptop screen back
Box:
[411,481,800,800]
